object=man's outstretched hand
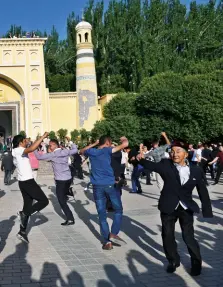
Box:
[120,136,128,147]
[42,132,49,139]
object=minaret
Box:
[76,19,99,131]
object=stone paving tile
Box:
[0,175,223,286]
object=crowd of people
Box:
[7,31,39,39]
[1,131,222,277]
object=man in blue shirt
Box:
[80,136,129,250]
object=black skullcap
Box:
[171,140,188,151]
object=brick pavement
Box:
[0,173,222,287]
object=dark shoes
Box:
[67,187,75,197]
[61,220,75,226]
[129,190,142,194]
[212,182,218,185]
[17,231,29,243]
[146,183,153,185]
[166,261,201,276]
[17,211,29,229]
[102,242,113,250]
[191,261,202,276]
[166,262,180,273]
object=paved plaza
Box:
[0,172,222,287]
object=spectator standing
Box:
[1,147,14,185]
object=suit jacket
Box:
[139,158,213,218]
[1,152,14,171]
[111,151,122,179]
[128,148,140,167]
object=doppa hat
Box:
[171,140,188,151]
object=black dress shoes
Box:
[166,262,180,273]
[61,220,75,226]
[191,262,202,276]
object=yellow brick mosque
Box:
[0,20,111,140]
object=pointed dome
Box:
[76,20,92,31]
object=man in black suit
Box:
[1,147,14,185]
[138,140,213,276]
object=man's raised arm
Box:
[112,137,129,153]
[80,140,99,155]
[161,132,171,145]
[57,144,78,157]
[23,132,49,155]
[34,149,53,161]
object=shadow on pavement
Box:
[0,215,16,253]
[0,189,5,198]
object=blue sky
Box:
[0,0,208,39]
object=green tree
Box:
[70,129,79,142]
[49,131,57,140]
[103,93,137,119]
[19,130,26,138]
[57,129,68,142]
[91,115,143,146]
[79,128,90,143]
[137,71,223,142]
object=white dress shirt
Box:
[174,163,190,210]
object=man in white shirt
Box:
[12,132,49,243]
[43,136,50,146]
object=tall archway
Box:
[0,74,25,136]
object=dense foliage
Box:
[92,71,223,144]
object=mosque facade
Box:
[0,20,110,140]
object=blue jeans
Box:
[93,185,123,243]
[131,165,144,193]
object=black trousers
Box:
[4,170,11,184]
[145,169,151,184]
[160,205,201,265]
[19,179,49,217]
[120,164,126,180]
[197,163,208,185]
[73,165,83,179]
[215,164,223,183]
[55,179,74,221]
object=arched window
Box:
[85,33,89,42]
[78,34,82,43]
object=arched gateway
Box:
[0,74,25,138]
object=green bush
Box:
[103,93,137,119]
[57,129,68,142]
[49,131,57,140]
[92,71,223,144]
[137,71,223,142]
[70,129,79,142]
[19,130,27,138]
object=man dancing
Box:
[12,133,49,243]
[34,139,78,226]
[80,136,128,250]
[137,140,213,276]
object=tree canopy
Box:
[3,0,223,95]
[92,70,223,144]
